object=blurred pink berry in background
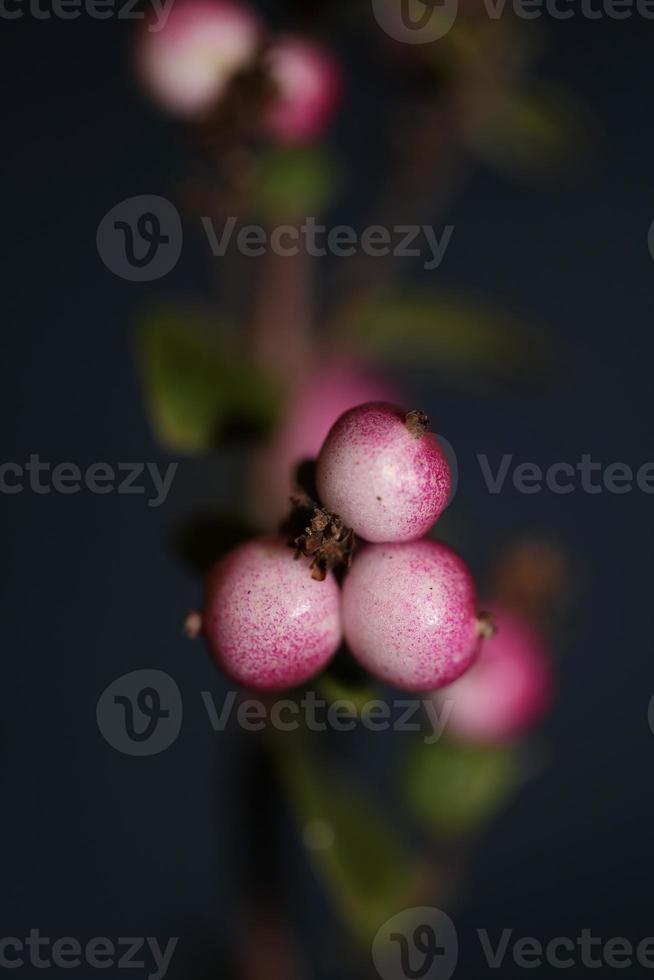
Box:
[436,608,554,743]
[263,37,343,144]
[138,0,261,117]
[251,360,399,527]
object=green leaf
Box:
[274,733,422,947]
[337,291,559,383]
[253,147,338,221]
[314,674,378,715]
[135,308,282,453]
[404,738,518,837]
[465,82,590,179]
[315,645,379,713]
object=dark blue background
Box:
[1,6,653,978]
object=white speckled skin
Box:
[204,538,341,691]
[316,403,451,543]
[342,540,479,692]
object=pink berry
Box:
[251,361,400,527]
[341,539,481,692]
[436,608,554,742]
[203,538,341,691]
[316,402,452,543]
[138,0,261,117]
[263,37,342,144]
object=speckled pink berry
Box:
[138,0,261,117]
[203,538,341,692]
[316,403,452,543]
[341,539,482,692]
[436,608,554,743]
[263,37,342,144]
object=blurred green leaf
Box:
[135,308,282,454]
[254,147,338,221]
[315,674,378,714]
[465,82,589,179]
[404,738,518,837]
[337,291,559,383]
[316,645,379,712]
[274,733,422,947]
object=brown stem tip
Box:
[184,611,204,640]
[476,612,497,640]
[404,409,431,439]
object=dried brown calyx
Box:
[282,460,357,581]
[476,611,497,639]
[193,46,278,182]
[404,409,431,439]
[184,610,204,640]
[293,505,357,582]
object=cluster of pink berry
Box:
[137,0,342,144]
[191,401,554,742]
[196,404,484,688]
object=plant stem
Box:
[246,232,314,529]
[239,235,314,975]
[237,735,302,980]
[248,230,313,382]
